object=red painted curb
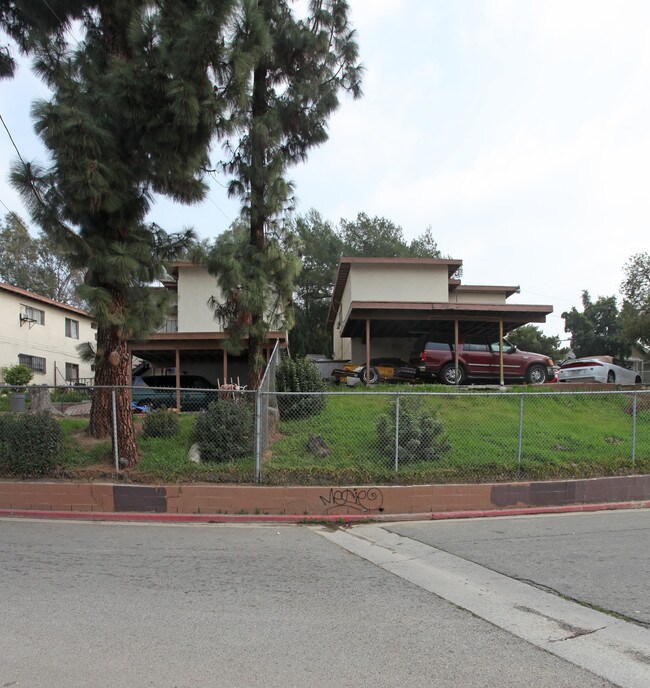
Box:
[0,500,648,524]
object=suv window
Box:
[489,340,516,354]
[424,340,453,351]
[463,337,489,352]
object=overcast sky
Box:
[1,0,649,341]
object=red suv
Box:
[409,335,554,385]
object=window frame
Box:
[18,353,47,374]
[65,317,80,339]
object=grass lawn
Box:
[2,384,648,485]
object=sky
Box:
[1,0,649,342]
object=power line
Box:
[0,112,27,166]
[40,0,82,49]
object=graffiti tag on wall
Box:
[320,487,384,512]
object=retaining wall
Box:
[1,475,649,516]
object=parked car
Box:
[558,357,642,385]
[131,375,219,411]
[332,358,415,384]
[409,334,554,385]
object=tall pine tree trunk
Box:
[88,294,138,465]
[247,62,268,390]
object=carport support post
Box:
[454,319,459,386]
[365,318,371,386]
[254,390,262,483]
[223,349,228,385]
[499,320,505,386]
[175,349,181,412]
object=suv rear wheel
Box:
[439,363,465,385]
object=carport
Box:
[339,301,554,386]
[128,331,286,409]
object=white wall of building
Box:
[350,263,450,303]
[0,289,95,386]
[176,266,224,333]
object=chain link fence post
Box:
[631,391,637,467]
[254,389,262,483]
[394,392,400,472]
[111,387,119,473]
[517,393,524,471]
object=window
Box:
[65,363,80,383]
[20,304,45,326]
[18,354,46,374]
[65,318,79,339]
[463,337,489,352]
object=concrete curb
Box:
[1,500,648,525]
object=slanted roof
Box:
[0,282,91,318]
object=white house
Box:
[128,262,287,386]
[0,282,95,386]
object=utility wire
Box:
[40,0,82,48]
[0,112,27,165]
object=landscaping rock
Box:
[188,443,202,464]
[64,401,92,416]
[307,433,330,457]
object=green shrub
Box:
[191,400,254,462]
[142,408,181,438]
[275,356,326,419]
[376,396,451,464]
[0,411,63,476]
[2,363,34,391]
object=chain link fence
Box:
[1,383,649,484]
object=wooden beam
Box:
[365,318,371,386]
[454,319,459,386]
[499,319,504,386]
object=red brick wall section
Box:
[0,476,648,515]
[0,482,114,512]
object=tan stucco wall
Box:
[450,291,507,304]
[176,266,224,333]
[0,291,94,385]
[333,305,352,360]
[349,263,449,303]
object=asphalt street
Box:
[0,517,623,688]
[386,509,650,625]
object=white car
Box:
[558,356,642,385]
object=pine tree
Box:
[11,0,237,463]
[221,0,363,387]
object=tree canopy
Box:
[11,0,238,462]
[562,291,629,359]
[217,0,363,387]
[620,251,650,346]
[507,325,567,361]
[0,212,84,306]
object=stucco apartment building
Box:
[128,262,287,386]
[328,257,553,363]
[0,282,95,386]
